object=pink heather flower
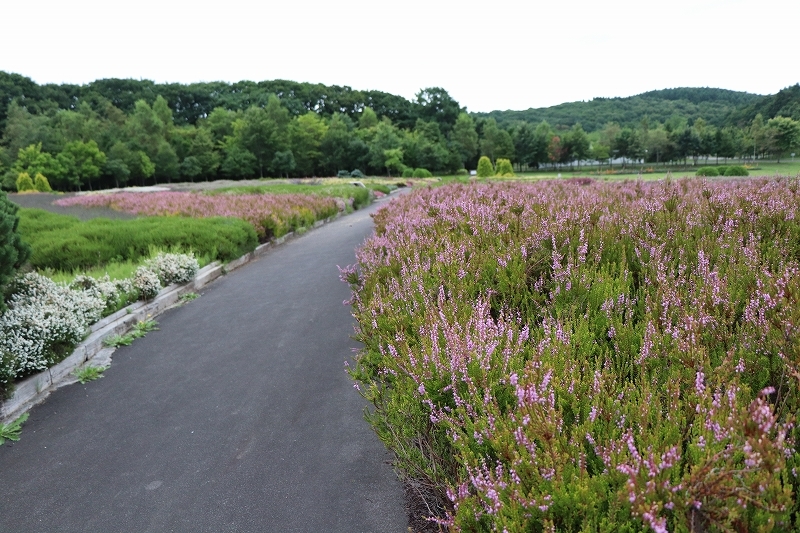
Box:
[695,371,705,396]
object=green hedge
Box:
[724,165,749,176]
[412,168,432,178]
[696,166,719,176]
[19,209,257,271]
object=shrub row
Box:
[55,191,340,240]
[345,177,800,531]
[15,173,52,192]
[476,156,515,177]
[19,208,257,272]
[696,165,749,177]
[207,184,372,211]
[0,252,199,397]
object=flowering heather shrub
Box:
[55,192,339,240]
[132,266,161,300]
[145,252,199,286]
[345,177,800,531]
[0,273,105,393]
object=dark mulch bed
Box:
[7,193,136,221]
[405,479,449,533]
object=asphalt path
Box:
[0,198,407,532]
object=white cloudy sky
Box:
[2,0,797,112]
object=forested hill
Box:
[0,72,421,130]
[726,84,800,125]
[472,88,764,131]
[1,71,798,191]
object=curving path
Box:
[0,198,407,532]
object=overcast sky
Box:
[2,0,797,113]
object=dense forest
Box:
[473,88,764,131]
[1,71,799,191]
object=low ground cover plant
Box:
[345,177,800,531]
[19,208,256,272]
[0,413,28,445]
[73,365,107,384]
[55,191,340,240]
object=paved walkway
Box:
[0,200,407,532]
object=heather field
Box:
[345,177,800,531]
[54,191,340,240]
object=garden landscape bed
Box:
[345,176,800,532]
[0,212,340,424]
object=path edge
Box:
[0,213,345,424]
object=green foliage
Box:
[73,365,107,384]
[696,166,720,176]
[11,144,64,187]
[59,140,107,190]
[179,291,199,303]
[723,165,749,176]
[0,413,29,445]
[18,208,257,271]
[412,168,432,178]
[476,156,494,177]
[33,173,52,192]
[337,170,350,178]
[103,319,158,348]
[350,169,364,178]
[455,168,469,176]
[494,158,514,176]
[0,191,31,311]
[367,183,391,194]
[401,168,414,178]
[15,172,35,192]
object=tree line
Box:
[1,72,799,191]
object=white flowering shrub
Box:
[0,273,104,391]
[145,253,199,286]
[0,253,201,396]
[132,267,161,300]
[70,274,120,310]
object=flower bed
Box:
[0,253,198,398]
[345,177,800,531]
[55,192,339,240]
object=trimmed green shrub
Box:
[696,166,719,177]
[476,156,494,177]
[18,209,257,272]
[724,165,749,176]
[495,158,514,176]
[33,173,52,192]
[350,169,364,178]
[412,168,432,178]
[716,166,729,175]
[401,168,414,178]
[367,184,392,195]
[0,191,31,311]
[15,173,35,192]
[337,170,350,178]
[455,168,469,176]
